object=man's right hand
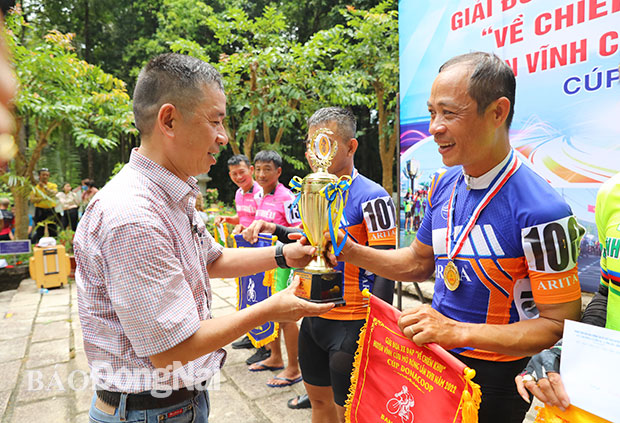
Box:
[214,216,226,226]
[242,219,276,243]
[264,275,334,321]
[323,228,354,267]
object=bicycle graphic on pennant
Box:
[386,385,415,423]
[246,278,257,304]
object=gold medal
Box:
[443,260,460,291]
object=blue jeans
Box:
[89,390,209,423]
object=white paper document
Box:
[561,320,620,422]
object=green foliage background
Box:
[7,0,398,216]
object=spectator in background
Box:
[56,182,80,230]
[215,154,262,351]
[0,197,13,240]
[214,154,261,235]
[81,178,99,207]
[29,168,59,244]
[248,150,304,388]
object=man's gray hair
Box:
[439,52,516,129]
[307,107,356,140]
[133,53,224,135]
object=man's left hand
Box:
[282,238,316,268]
[398,304,465,350]
[515,345,568,410]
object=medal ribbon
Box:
[446,151,521,260]
[321,175,352,256]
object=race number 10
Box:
[522,215,585,273]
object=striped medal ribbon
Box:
[444,151,521,291]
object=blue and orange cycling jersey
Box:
[417,156,584,362]
[322,170,396,321]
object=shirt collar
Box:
[462,151,511,190]
[244,180,260,195]
[128,148,199,203]
[264,182,281,197]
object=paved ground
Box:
[0,277,544,422]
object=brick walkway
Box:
[0,277,540,422]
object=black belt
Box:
[96,385,205,411]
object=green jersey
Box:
[596,172,620,331]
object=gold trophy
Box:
[292,129,348,306]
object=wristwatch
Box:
[274,241,291,269]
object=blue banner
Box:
[234,233,279,347]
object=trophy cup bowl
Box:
[293,129,347,306]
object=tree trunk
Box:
[374,81,395,193]
[11,121,60,239]
[12,188,29,240]
[83,0,91,62]
[263,120,271,145]
[87,148,94,179]
[223,120,240,155]
[243,61,260,159]
[273,127,285,145]
[273,99,298,145]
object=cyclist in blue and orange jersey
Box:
[244,107,396,421]
[325,52,584,423]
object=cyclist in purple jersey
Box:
[326,52,582,423]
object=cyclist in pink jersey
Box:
[254,156,300,227]
[249,150,303,388]
[215,154,262,233]
[216,154,263,352]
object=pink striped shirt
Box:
[74,149,225,392]
[254,183,301,227]
[234,180,261,227]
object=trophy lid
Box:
[307,128,338,172]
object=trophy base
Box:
[293,268,346,306]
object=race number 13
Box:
[522,215,585,273]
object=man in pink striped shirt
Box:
[75,53,332,423]
[214,154,262,234]
[248,150,303,388]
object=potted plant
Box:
[56,228,76,277]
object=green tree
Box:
[335,1,399,192]
[173,5,363,170]
[5,9,137,239]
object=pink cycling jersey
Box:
[234,181,262,227]
[255,183,301,227]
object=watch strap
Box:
[275,241,290,269]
